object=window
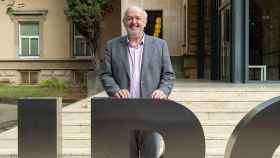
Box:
[73,71,88,85]
[19,22,40,57]
[74,27,92,57]
[9,10,47,58]
[144,10,163,38]
[20,71,39,84]
[249,0,280,80]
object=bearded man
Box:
[100,5,175,158]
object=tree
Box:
[1,0,24,14]
[2,0,113,68]
[66,0,113,68]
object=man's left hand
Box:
[151,90,167,99]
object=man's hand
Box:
[151,89,167,99]
[114,89,130,98]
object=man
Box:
[100,5,175,158]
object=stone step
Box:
[68,122,237,137]
[62,148,90,157]
[0,142,90,149]
[205,138,280,152]
[0,126,235,140]
[206,147,280,158]
[196,112,247,123]
[0,130,278,158]
[62,124,236,137]
[172,81,280,90]
[206,138,229,148]
[62,120,90,134]
[62,112,90,120]
[206,155,280,158]
[62,113,244,124]
[0,130,90,138]
[62,111,248,123]
[203,125,235,138]
[2,82,279,158]
[170,91,279,101]
[63,125,90,134]
[172,87,280,92]
[63,139,90,148]
[0,127,91,138]
[0,130,237,149]
[0,148,90,158]
[1,144,278,158]
[178,101,261,112]
[2,148,279,158]
[0,127,90,148]
[62,120,90,126]
[63,108,91,113]
[0,140,90,149]
[62,101,259,114]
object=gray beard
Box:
[126,28,143,37]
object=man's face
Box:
[123,9,147,37]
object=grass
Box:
[0,84,70,100]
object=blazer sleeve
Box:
[99,41,121,97]
[158,40,176,96]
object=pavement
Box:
[0,103,17,133]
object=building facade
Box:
[123,0,280,83]
[1,0,280,85]
[0,0,121,85]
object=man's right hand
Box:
[114,89,130,98]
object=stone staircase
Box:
[0,94,94,158]
[0,80,280,158]
[169,80,280,158]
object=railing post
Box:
[18,97,62,158]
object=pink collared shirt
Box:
[127,36,145,98]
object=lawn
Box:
[0,84,86,103]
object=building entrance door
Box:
[219,3,232,81]
[249,0,280,81]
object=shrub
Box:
[40,79,66,90]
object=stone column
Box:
[232,0,246,83]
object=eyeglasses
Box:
[125,16,144,22]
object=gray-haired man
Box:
[100,5,175,158]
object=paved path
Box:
[0,104,17,133]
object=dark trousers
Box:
[130,130,164,158]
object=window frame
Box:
[18,22,40,57]
[9,10,48,59]
[73,25,93,58]
[73,71,88,85]
[20,71,39,85]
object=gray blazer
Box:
[100,35,175,98]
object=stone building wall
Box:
[0,71,19,84]
[39,70,73,83]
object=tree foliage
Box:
[66,0,113,63]
[1,0,24,15]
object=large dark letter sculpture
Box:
[225,96,280,158]
[18,97,62,158]
[92,98,205,158]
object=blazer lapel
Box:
[118,37,130,79]
[141,35,153,80]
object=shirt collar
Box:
[127,33,145,47]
